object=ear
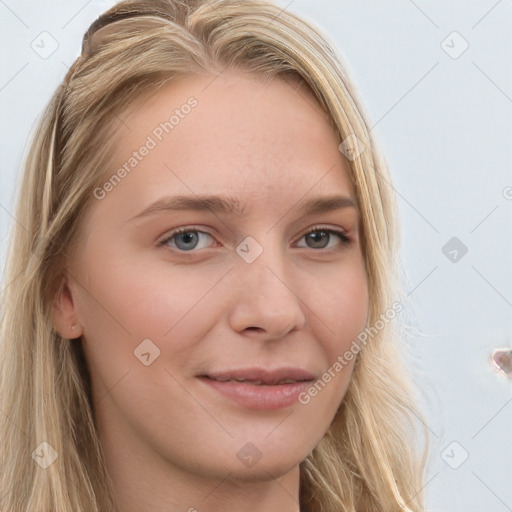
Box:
[51,275,83,339]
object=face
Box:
[55,71,368,484]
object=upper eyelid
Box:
[158,226,213,242]
[158,225,351,247]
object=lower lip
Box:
[198,377,312,410]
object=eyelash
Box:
[157,225,351,253]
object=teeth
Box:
[212,377,299,385]
[228,378,264,384]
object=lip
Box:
[197,367,316,410]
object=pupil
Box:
[176,232,198,250]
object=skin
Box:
[52,71,369,512]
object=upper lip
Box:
[199,367,316,385]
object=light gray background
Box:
[1,1,511,510]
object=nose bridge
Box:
[236,231,287,292]
[228,231,307,337]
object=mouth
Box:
[197,367,316,410]
[198,367,316,386]
[201,376,310,385]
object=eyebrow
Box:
[128,193,356,222]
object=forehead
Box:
[102,70,356,216]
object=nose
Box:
[227,243,307,341]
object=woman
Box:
[0,1,429,511]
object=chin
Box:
[234,441,309,480]
[227,457,302,483]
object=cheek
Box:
[75,252,232,386]
[119,263,230,342]
[295,265,367,422]
[78,247,222,338]
[75,259,223,412]
[317,259,369,347]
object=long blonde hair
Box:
[0,1,429,510]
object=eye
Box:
[158,226,351,253]
[158,228,216,252]
[295,227,351,250]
